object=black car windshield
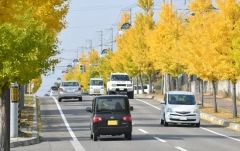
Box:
[168,94,196,105]
[90,80,104,86]
[111,75,129,81]
[62,82,79,87]
[96,98,129,113]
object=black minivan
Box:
[86,95,133,141]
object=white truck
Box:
[107,73,134,99]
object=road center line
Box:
[136,98,240,143]
[52,97,86,151]
[175,146,188,151]
[138,128,149,134]
[153,136,167,143]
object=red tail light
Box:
[93,116,103,124]
[123,115,132,122]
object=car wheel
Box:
[125,133,132,140]
[160,118,164,125]
[58,98,62,102]
[195,122,200,128]
[93,133,98,141]
[127,92,134,99]
[163,115,168,127]
[79,97,82,101]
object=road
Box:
[12,96,240,151]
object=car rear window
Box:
[90,80,103,86]
[96,97,129,113]
[168,94,196,105]
[62,82,79,87]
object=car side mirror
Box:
[86,107,92,113]
[130,106,134,111]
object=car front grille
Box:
[117,84,126,86]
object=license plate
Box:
[94,89,100,93]
[119,88,124,91]
[180,117,187,120]
[108,120,118,126]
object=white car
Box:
[89,78,105,95]
[107,73,134,99]
[58,80,82,102]
[160,91,200,127]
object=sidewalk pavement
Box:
[10,95,40,148]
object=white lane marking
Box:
[52,97,86,151]
[138,128,149,134]
[153,137,167,143]
[175,146,188,151]
[201,127,240,142]
[136,98,240,143]
[136,99,160,110]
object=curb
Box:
[200,112,240,132]
[10,95,40,148]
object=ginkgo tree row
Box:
[65,0,240,118]
[0,1,69,150]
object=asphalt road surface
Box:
[12,96,240,151]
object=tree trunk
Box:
[18,85,24,110]
[212,81,218,113]
[176,77,179,91]
[232,81,238,118]
[161,74,164,95]
[139,74,144,94]
[0,85,11,151]
[149,74,153,94]
[188,75,191,92]
[136,76,139,94]
[201,79,204,107]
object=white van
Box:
[89,78,105,95]
[160,91,200,127]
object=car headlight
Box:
[127,84,133,87]
[111,84,117,87]
[193,108,199,114]
[166,108,173,113]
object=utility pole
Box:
[86,40,93,51]
[97,31,103,52]
[106,28,114,51]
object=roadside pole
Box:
[10,84,19,138]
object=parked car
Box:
[107,73,134,99]
[89,78,105,95]
[58,80,82,102]
[86,95,133,141]
[50,86,58,96]
[160,91,200,127]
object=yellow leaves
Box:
[137,0,154,13]
[118,11,131,30]
[189,0,213,13]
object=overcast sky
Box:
[37,0,189,96]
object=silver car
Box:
[58,81,82,102]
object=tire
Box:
[58,98,62,102]
[160,119,164,125]
[79,97,82,102]
[125,133,132,140]
[195,122,200,128]
[93,133,98,141]
[127,92,134,99]
[163,115,168,127]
